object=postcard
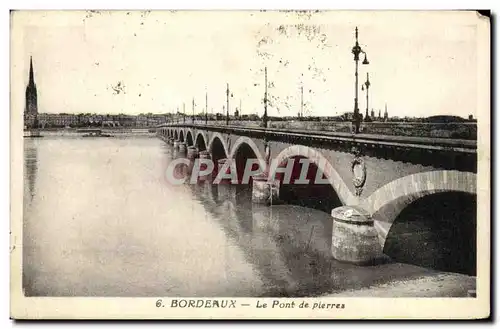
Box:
[10,9,490,319]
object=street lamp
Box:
[263,66,268,128]
[362,72,371,121]
[238,99,242,120]
[226,83,230,126]
[300,84,304,119]
[192,97,195,124]
[351,26,369,134]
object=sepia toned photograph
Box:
[10,9,490,319]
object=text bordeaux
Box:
[171,299,237,308]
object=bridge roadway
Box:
[162,123,476,152]
[157,123,477,273]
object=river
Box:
[22,134,475,297]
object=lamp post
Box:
[363,72,371,121]
[263,66,268,128]
[226,83,230,126]
[351,26,369,134]
[300,84,304,119]
[192,97,195,124]
[205,89,208,125]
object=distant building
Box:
[24,56,38,128]
[383,103,389,122]
[38,113,79,127]
[424,115,467,123]
[341,112,354,121]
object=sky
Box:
[12,10,483,118]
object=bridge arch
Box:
[362,170,476,243]
[363,170,477,275]
[174,130,179,140]
[268,145,354,207]
[179,130,184,142]
[208,133,229,159]
[185,130,194,146]
[194,131,208,151]
[228,136,266,184]
[228,137,266,170]
[208,133,230,178]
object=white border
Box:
[3,1,497,327]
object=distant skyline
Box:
[14,10,481,118]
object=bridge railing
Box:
[160,119,477,140]
[159,122,476,154]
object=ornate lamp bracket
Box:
[351,145,367,197]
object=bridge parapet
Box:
[160,119,477,140]
[159,123,476,173]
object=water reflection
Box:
[23,138,39,294]
[24,138,38,202]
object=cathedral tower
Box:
[24,56,38,128]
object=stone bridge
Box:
[157,123,477,275]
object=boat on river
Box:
[78,129,113,138]
[23,129,43,138]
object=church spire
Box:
[29,56,34,85]
[25,56,38,120]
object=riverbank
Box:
[323,269,475,298]
[27,128,155,137]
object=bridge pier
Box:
[198,151,211,182]
[331,206,383,265]
[173,140,180,149]
[199,150,210,159]
[251,175,280,205]
[216,158,232,184]
[178,142,187,153]
[187,146,199,160]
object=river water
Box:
[22,134,475,297]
